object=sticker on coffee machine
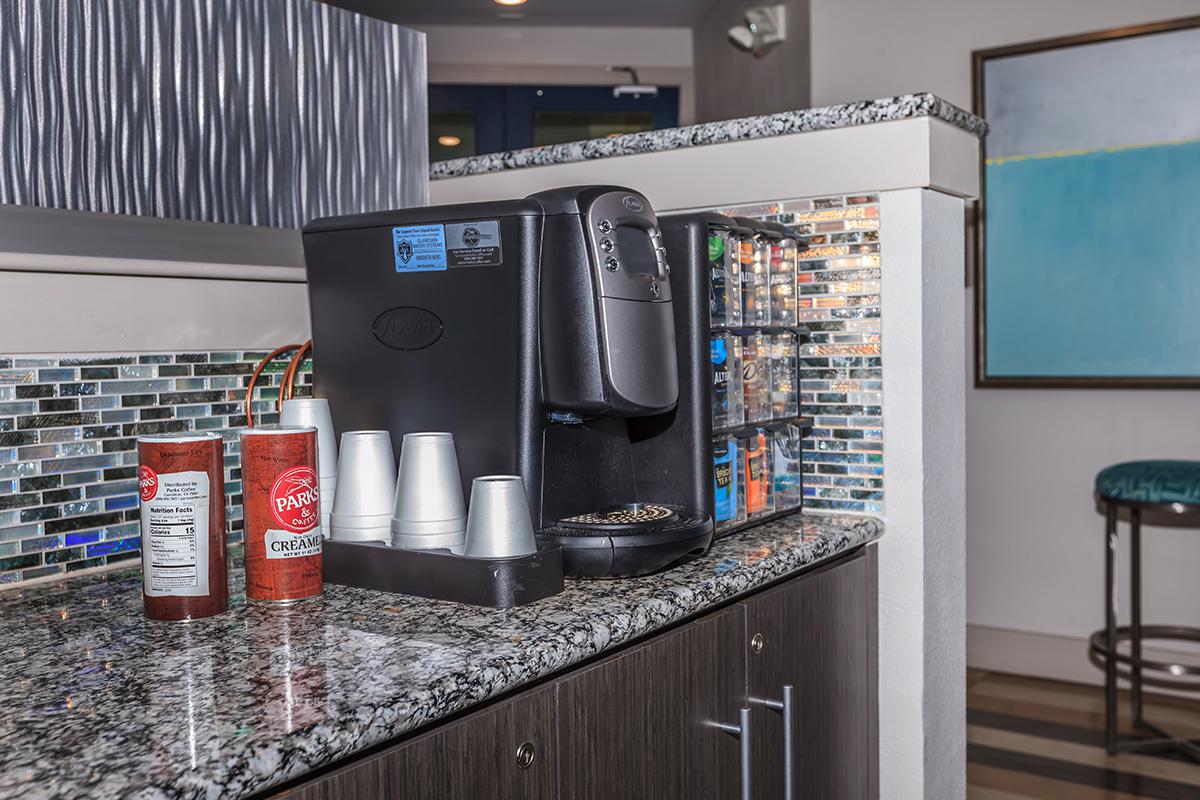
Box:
[393,224,447,272]
[445,220,502,267]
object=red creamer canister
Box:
[137,431,228,621]
[239,425,323,603]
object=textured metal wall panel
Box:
[0,0,427,227]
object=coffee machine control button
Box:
[605,256,620,272]
[600,238,614,253]
[597,218,613,233]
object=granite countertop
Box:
[0,511,882,800]
[430,92,987,180]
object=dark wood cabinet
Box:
[556,604,747,799]
[743,548,875,800]
[282,685,557,800]
[273,547,877,800]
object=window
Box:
[429,85,679,159]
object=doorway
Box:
[429,84,680,160]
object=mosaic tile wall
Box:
[0,196,881,585]
[719,194,884,514]
[0,353,312,585]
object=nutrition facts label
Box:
[141,471,210,597]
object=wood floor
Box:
[967,670,1200,799]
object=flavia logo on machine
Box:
[372,306,445,350]
[622,195,644,212]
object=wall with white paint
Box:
[807,0,1200,680]
[809,0,1200,109]
[690,0,811,123]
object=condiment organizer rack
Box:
[707,216,813,538]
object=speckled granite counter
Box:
[430,92,986,180]
[0,511,881,800]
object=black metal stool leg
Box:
[1105,501,1119,755]
[1131,507,1144,728]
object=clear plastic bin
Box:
[740,235,770,326]
[771,424,804,510]
[769,235,798,325]
[712,435,744,530]
[708,230,742,326]
[742,429,774,519]
[770,332,799,420]
[711,332,744,429]
[741,333,771,424]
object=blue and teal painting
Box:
[981,25,1200,379]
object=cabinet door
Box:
[280,684,556,800]
[556,604,747,800]
[744,548,875,800]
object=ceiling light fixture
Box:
[494,0,527,6]
[437,135,462,147]
[728,5,787,58]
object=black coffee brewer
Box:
[303,186,713,577]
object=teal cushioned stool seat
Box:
[1090,458,1200,763]
[1095,460,1200,506]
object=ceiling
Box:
[325,0,715,28]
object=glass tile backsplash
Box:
[0,198,883,585]
[0,352,311,585]
[717,194,884,515]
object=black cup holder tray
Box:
[322,539,565,609]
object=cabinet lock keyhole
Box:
[516,740,536,769]
[751,633,765,655]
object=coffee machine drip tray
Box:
[560,503,677,527]
[541,503,713,579]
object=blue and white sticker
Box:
[393,224,447,272]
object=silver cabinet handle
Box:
[712,706,753,800]
[762,685,795,800]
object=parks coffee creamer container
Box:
[137,432,228,621]
[239,425,323,603]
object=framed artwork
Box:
[973,17,1200,387]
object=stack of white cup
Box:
[279,398,337,538]
[313,425,540,559]
[390,432,467,552]
[330,430,396,543]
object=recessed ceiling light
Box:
[494,0,527,5]
[437,135,462,147]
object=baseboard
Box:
[967,624,1199,698]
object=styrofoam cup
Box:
[330,430,395,543]
[281,398,338,537]
[390,432,466,550]
[462,475,537,559]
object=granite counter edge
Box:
[236,514,883,798]
[430,92,986,180]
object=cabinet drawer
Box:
[743,548,874,800]
[279,685,556,800]
[556,604,747,800]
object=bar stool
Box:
[1091,459,1200,762]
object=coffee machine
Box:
[302,186,713,577]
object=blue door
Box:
[429,84,680,160]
